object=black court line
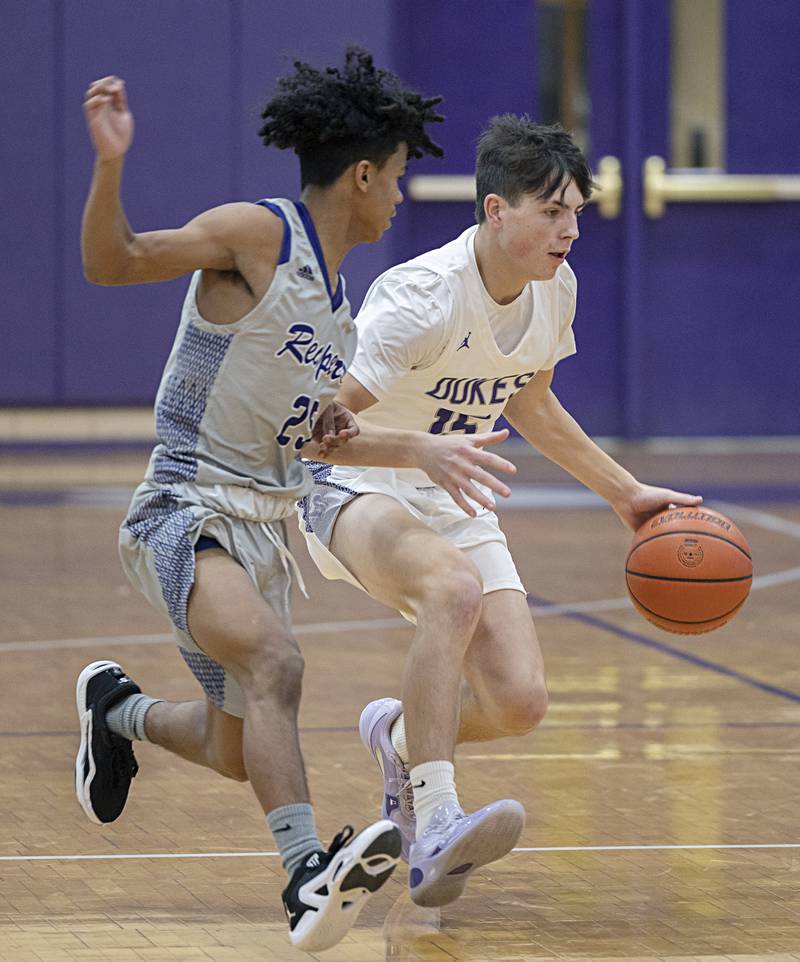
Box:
[528,592,800,705]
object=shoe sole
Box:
[410,802,525,907]
[290,819,401,953]
[74,659,120,825]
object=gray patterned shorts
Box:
[119,482,293,718]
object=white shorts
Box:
[297,462,525,622]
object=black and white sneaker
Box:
[75,660,141,824]
[282,819,401,952]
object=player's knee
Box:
[243,639,305,707]
[425,561,484,629]
[492,677,548,735]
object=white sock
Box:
[410,760,459,837]
[389,713,409,764]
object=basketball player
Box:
[299,116,703,907]
[75,52,515,952]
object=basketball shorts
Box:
[297,462,525,623]
[119,481,295,718]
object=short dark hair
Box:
[259,47,444,189]
[475,115,595,223]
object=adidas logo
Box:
[297,264,314,281]
[305,852,321,869]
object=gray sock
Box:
[105,693,161,742]
[267,803,322,877]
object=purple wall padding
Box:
[641,203,800,434]
[1,0,60,402]
[62,0,236,404]
[7,0,396,406]
[3,0,800,435]
[727,1,800,175]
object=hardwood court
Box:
[1,442,799,961]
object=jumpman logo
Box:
[457,331,472,351]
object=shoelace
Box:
[398,772,416,819]
[422,806,463,840]
[327,824,354,855]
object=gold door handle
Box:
[407,154,623,219]
[593,155,622,219]
[643,155,800,218]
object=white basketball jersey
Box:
[345,225,577,485]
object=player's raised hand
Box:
[418,429,516,517]
[613,482,703,532]
[84,76,133,161]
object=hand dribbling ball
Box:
[625,506,752,634]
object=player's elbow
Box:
[82,234,141,285]
[83,263,118,285]
[82,255,131,286]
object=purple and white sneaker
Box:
[408,799,525,907]
[358,698,416,860]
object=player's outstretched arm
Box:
[311,419,516,518]
[81,76,279,286]
[412,428,516,517]
[304,374,516,516]
[504,369,701,531]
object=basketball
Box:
[625,507,752,634]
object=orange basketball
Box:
[625,506,752,634]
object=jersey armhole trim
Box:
[293,200,344,312]
[255,200,292,265]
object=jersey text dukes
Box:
[425,372,536,407]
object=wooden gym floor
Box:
[1,435,799,961]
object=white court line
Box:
[0,618,408,654]
[2,500,796,655]
[3,570,799,654]
[751,565,800,589]
[5,557,798,655]
[2,842,799,862]
[712,500,800,540]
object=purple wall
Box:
[2,0,394,406]
[1,0,60,402]
[727,0,800,175]
[2,0,800,436]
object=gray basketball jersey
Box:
[142,198,357,501]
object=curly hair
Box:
[475,116,595,223]
[259,47,444,188]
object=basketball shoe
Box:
[281,819,401,952]
[75,660,140,823]
[359,698,416,859]
[408,798,525,906]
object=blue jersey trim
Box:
[293,200,344,312]
[255,200,291,265]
